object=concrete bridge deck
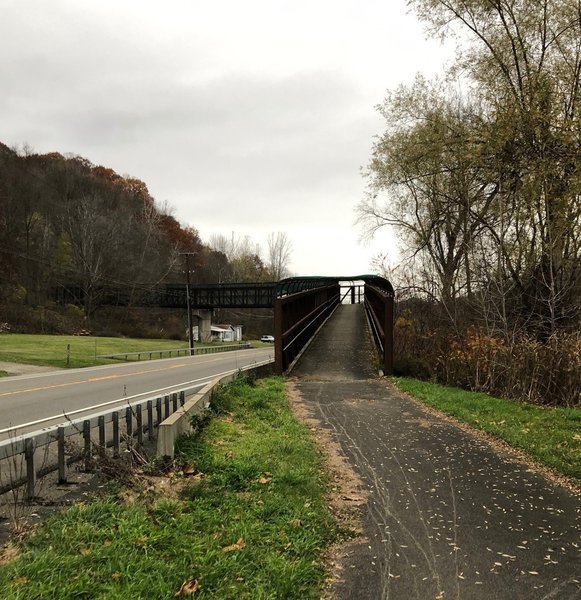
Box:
[292,304,581,599]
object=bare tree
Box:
[266,232,293,280]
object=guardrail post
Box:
[164,395,170,419]
[147,400,154,440]
[98,415,106,453]
[172,393,178,413]
[136,405,143,445]
[25,438,36,500]
[83,420,92,471]
[57,426,67,484]
[112,411,120,457]
[125,407,133,445]
[156,398,162,427]
[179,391,185,406]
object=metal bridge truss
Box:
[55,283,277,310]
[55,275,394,373]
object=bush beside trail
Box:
[394,319,580,408]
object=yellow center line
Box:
[0,362,189,398]
[0,351,270,399]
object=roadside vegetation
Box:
[394,377,581,484]
[359,0,581,410]
[0,376,339,599]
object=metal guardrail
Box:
[0,357,271,501]
[0,390,188,499]
[96,343,251,361]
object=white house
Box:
[190,324,243,342]
[211,324,243,342]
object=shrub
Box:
[395,325,581,407]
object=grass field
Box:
[0,334,269,371]
[0,333,189,369]
[393,377,581,484]
[0,376,339,599]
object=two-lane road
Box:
[0,347,274,439]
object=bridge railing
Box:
[274,282,340,373]
[364,283,394,374]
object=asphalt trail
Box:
[293,304,581,599]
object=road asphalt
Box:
[292,304,581,600]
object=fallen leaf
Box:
[0,543,20,565]
[183,464,196,475]
[175,578,200,596]
[103,539,113,547]
[222,538,245,553]
[111,572,122,581]
[79,548,91,556]
[12,576,28,586]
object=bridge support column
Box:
[192,309,213,343]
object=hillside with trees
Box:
[359,0,581,407]
[0,144,291,338]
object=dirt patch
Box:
[285,379,368,598]
[0,468,106,549]
[0,361,61,377]
[0,541,20,566]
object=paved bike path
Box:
[292,304,581,599]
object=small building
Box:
[211,324,243,342]
[190,324,243,342]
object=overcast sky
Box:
[1,0,451,276]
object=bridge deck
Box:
[291,303,375,380]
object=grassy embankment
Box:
[0,376,339,599]
[0,334,271,371]
[393,377,581,484]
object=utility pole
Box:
[179,252,196,356]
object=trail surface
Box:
[292,304,581,599]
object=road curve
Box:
[0,347,274,439]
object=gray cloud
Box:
[1,0,451,274]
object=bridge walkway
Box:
[291,304,581,599]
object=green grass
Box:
[0,376,339,599]
[393,377,581,483]
[0,334,220,369]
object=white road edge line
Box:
[0,363,268,435]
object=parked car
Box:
[260,335,275,343]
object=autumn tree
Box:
[363,0,581,336]
[359,79,499,311]
[208,232,269,282]
[407,0,581,332]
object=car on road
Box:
[260,335,275,343]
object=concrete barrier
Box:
[156,360,275,458]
